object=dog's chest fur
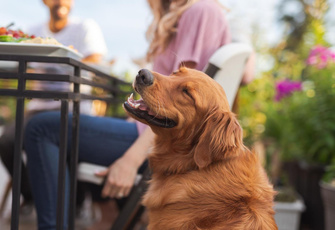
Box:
[142,152,277,230]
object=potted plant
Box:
[274,187,305,230]
[259,45,335,230]
[301,46,335,230]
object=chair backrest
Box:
[204,43,253,109]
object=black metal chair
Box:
[111,167,151,230]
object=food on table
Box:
[20,37,78,52]
[0,26,35,42]
[20,37,62,45]
[0,25,77,52]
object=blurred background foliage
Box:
[238,0,335,169]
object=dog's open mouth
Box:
[124,93,177,128]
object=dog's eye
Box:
[183,88,193,99]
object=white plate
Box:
[0,42,83,60]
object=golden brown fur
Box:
[128,68,277,230]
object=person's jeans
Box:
[24,111,139,230]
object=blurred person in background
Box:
[24,0,231,229]
[0,0,107,217]
[30,0,107,63]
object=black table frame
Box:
[0,54,131,230]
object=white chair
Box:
[204,42,253,109]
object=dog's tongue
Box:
[137,99,148,111]
[127,93,148,111]
[127,93,165,119]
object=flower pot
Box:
[282,161,325,229]
[274,198,305,230]
[320,182,335,230]
[298,161,325,230]
[282,161,300,189]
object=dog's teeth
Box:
[127,93,133,102]
[134,104,140,109]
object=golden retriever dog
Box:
[124,67,277,230]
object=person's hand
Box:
[82,53,103,63]
[95,157,138,199]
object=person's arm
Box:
[80,19,108,64]
[95,127,155,198]
[240,52,256,85]
[81,53,103,63]
[172,2,230,71]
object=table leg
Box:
[68,66,81,229]
[68,100,80,230]
[56,100,69,230]
[11,97,25,230]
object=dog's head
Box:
[124,67,243,169]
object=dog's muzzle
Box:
[134,69,154,93]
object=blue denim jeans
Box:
[24,111,139,230]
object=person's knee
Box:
[24,112,60,143]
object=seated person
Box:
[24,0,233,229]
[0,0,107,215]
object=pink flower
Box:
[306,45,335,69]
[275,80,302,101]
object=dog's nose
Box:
[136,69,153,86]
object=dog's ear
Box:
[194,111,243,169]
